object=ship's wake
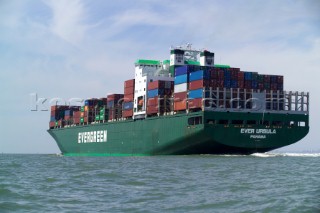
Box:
[251,153,320,157]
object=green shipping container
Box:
[81,106,85,112]
[80,117,84,123]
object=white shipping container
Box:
[174,83,188,93]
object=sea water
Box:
[0,153,319,212]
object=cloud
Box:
[43,0,88,45]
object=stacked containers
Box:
[123,79,135,118]
[230,68,240,88]
[174,66,197,111]
[188,70,211,109]
[83,98,96,123]
[49,105,69,128]
[210,67,224,89]
[147,80,174,115]
[107,94,124,120]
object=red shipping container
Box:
[148,80,173,90]
[49,121,55,128]
[174,92,188,102]
[238,81,244,89]
[64,115,71,120]
[124,79,135,88]
[73,111,80,118]
[107,94,124,101]
[123,109,133,118]
[174,100,187,111]
[147,105,159,114]
[124,93,134,102]
[258,83,264,90]
[148,80,164,90]
[244,81,252,89]
[238,72,245,80]
[189,79,211,90]
[211,79,224,89]
[264,75,271,83]
[188,98,202,109]
[147,97,159,106]
[271,83,278,91]
[124,86,134,95]
[73,118,80,124]
[277,76,284,83]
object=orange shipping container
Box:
[174,100,187,111]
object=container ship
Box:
[48,45,310,156]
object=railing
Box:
[201,88,309,114]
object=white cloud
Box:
[43,0,88,45]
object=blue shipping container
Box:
[224,70,231,79]
[224,80,231,88]
[123,102,133,110]
[174,74,188,85]
[65,110,73,116]
[50,116,56,122]
[252,81,258,89]
[230,80,238,88]
[244,72,253,80]
[189,89,203,99]
[175,65,199,76]
[147,89,165,98]
[175,66,188,76]
[189,70,210,82]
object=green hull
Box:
[47,111,309,156]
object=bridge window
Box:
[188,116,203,125]
[247,120,257,125]
[206,119,216,124]
[272,121,283,126]
[218,120,229,125]
[232,120,244,125]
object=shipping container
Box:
[174,92,188,102]
[189,79,211,90]
[224,80,231,88]
[124,79,135,88]
[211,79,224,89]
[244,72,252,81]
[174,83,188,93]
[244,81,252,89]
[175,65,198,76]
[147,105,160,114]
[189,70,211,82]
[123,109,133,118]
[124,86,134,95]
[230,80,238,88]
[123,102,134,110]
[147,97,159,106]
[147,88,173,98]
[224,70,231,80]
[148,80,173,90]
[49,121,56,128]
[174,74,188,85]
[189,89,203,99]
[73,117,80,124]
[188,98,203,109]
[238,81,244,89]
[252,81,258,89]
[124,93,134,102]
[174,100,187,111]
[107,94,124,101]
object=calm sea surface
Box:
[0,153,319,213]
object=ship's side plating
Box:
[48,110,309,156]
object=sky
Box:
[0,0,319,154]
